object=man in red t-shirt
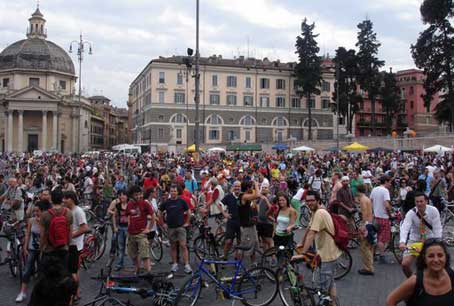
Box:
[126,186,154,273]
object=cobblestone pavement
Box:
[1,227,452,306]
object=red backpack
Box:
[327,212,349,251]
[48,207,69,248]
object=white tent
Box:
[207,147,226,152]
[423,145,453,153]
[292,145,315,152]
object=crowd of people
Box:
[0,148,453,305]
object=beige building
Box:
[129,55,345,148]
[0,7,93,153]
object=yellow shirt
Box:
[271,168,280,180]
[309,208,342,262]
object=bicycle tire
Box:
[0,236,9,265]
[391,233,403,263]
[193,235,219,260]
[150,237,163,262]
[94,231,107,261]
[8,243,19,277]
[174,274,202,306]
[277,267,315,306]
[237,267,278,306]
[333,249,352,280]
[17,244,24,284]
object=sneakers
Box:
[358,269,374,275]
[184,264,193,274]
[16,292,27,303]
[171,263,179,273]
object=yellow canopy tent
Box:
[343,142,368,151]
[186,144,196,153]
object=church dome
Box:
[0,7,75,75]
[0,38,75,75]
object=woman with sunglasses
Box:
[386,239,454,306]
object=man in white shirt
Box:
[399,192,442,277]
[370,175,392,264]
[361,168,373,194]
[63,191,89,301]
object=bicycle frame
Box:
[194,258,259,298]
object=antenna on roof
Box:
[247,36,250,58]
[37,0,40,9]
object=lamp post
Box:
[194,0,201,153]
[336,64,340,150]
[69,33,92,153]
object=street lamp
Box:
[194,0,201,153]
[69,33,93,153]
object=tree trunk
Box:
[308,93,312,141]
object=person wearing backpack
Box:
[39,189,73,270]
[386,239,454,306]
[308,169,324,194]
[293,190,343,305]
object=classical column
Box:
[52,111,58,151]
[17,110,23,152]
[42,111,48,151]
[7,111,13,152]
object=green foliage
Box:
[412,0,454,128]
[380,71,403,133]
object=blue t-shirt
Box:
[418,174,432,194]
[184,179,198,193]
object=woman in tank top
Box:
[273,193,297,249]
[16,200,51,303]
[386,239,454,306]
[107,189,129,271]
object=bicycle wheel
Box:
[299,206,311,228]
[277,267,315,306]
[391,233,403,263]
[0,236,9,265]
[194,235,219,260]
[238,267,278,306]
[94,231,107,261]
[150,236,163,262]
[8,243,19,277]
[333,250,352,280]
[174,274,202,306]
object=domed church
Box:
[0,6,92,153]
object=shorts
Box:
[320,259,337,292]
[225,222,241,241]
[168,227,187,243]
[374,217,391,244]
[256,223,274,239]
[127,233,150,260]
[68,245,81,274]
[403,240,421,257]
[240,226,259,256]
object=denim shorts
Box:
[320,259,337,292]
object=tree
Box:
[332,47,362,134]
[380,70,403,133]
[411,0,454,131]
[355,19,385,136]
[295,18,322,141]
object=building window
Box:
[410,101,414,109]
[244,95,253,107]
[360,101,364,110]
[307,98,315,108]
[174,92,185,104]
[241,115,255,126]
[276,117,286,126]
[159,72,165,84]
[59,80,66,90]
[29,78,40,87]
[210,94,220,105]
[245,77,252,89]
[276,96,286,108]
[2,78,9,88]
[176,129,182,139]
[276,79,286,90]
[158,91,165,104]
[260,78,270,89]
[212,75,218,86]
[173,114,186,123]
[227,94,237,106]
[260,96,270,107]
[338,117,345,125]
[291,97,300,108]
[208,115,222,125]
[227,130,235,141]
[209,130,219,140]
[145,93,151,105]
[177,73,183,85]
[321,98,330,109]
[84,120,88,129]
[227,76,237,87]
[158,128,164,138]
[321,81,330,92]
[409,86,414,95]
[245,130,251,141]
[401,88,406,99]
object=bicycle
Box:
[0,219,25,282]
[282,251,341,306]
[441,199,454,246]
[176,245,278,306]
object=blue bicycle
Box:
[175,246,278,306]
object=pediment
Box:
[6,86,61,101]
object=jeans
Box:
[116,226,128,268]
[22,249,40,284]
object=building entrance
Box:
[28,134,38,152]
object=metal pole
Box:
[194,0,200,153]
[336,64,340,150]
[78,34,82,153]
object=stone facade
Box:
[129,55,344,146]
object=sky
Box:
[0,0,427,107]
